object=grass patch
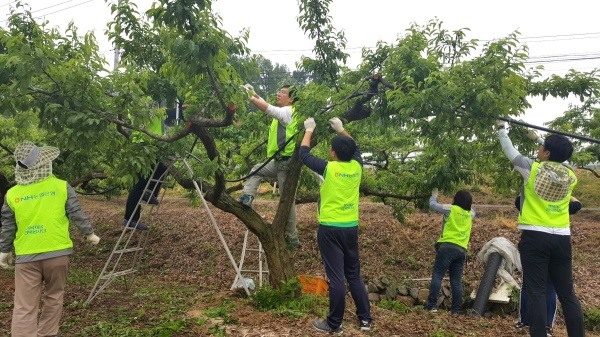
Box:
[251,278,328,318]
[377,299,411,313]
[584,307,600,332]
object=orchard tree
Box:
[1,0,599,289]
[547,96,600,173]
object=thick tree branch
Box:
[69,172,108,187]
[361,186,429,201]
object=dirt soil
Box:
[1,195,600,337]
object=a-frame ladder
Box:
[230,229,269,290]
[180,157,252,296]
[86,162,171,304]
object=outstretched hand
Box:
[496,120,507,129]
[304,118,316,132]
[431,188,439,197]
[329,117,344,133]
[243,83,256,98]
[527,129,540,141]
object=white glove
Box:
[243,83,255,98]
[328,117,344,133]
[304,118,316,132]
[527,129,540,141]
[86,233,100,245]
[0,252,13,269]
[431,188,438,197]
[496,120,507,129]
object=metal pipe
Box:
[498,117,600,144]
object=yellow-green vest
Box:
[437,205,472,250]
[318,160,362,227]
[132,111,165,143]
[6,176,72,256]
[518,161,577,228]
[267,106,298,157]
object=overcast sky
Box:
[2,0,599,128]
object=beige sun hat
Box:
[14,141,60,185]
[533,162,576,202]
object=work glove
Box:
[0,252,13,270]
[431,188,438,197]
[304,118,316,132]
[329,117,344,133]
[496,120,507,129]
[527,129,540,141]
[243,83,256,98]
[86,233,100,245]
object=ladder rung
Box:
[99,268,138,279]
[148,178,168,183]
[114,247,144,254]
[241,269,269,273]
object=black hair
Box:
[331,135,357,161]
[544,134,573,163]
[281,84,298,103]
[452,190,472,211]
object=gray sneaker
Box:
[359,320,372,331]
[312,319,342,335]
[239,194,254,207]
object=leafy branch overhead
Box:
[1,0,599,287]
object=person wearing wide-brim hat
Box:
[0,140,100,337]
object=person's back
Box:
[300,117,372,334]
[496,121,584,337]
[425,189,475,315]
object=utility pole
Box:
[113,47,121,71]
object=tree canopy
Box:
[1,0,599,286]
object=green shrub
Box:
[251,278,301,311]
[584,307,600,331]
[251,278,327,318]
[377,299,411,313]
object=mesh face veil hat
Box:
[533,162,575,202]
[13,141,60,185]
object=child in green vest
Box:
[300,117,371,334]
[424,188,475,316]
[0,141,100,337]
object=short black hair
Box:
[331,135,357,161]
[544,134,573,163]
[452,190,472,211]
[281,84,298,103]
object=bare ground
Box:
[1,194,599,337]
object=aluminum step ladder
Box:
[181,157,253,296]
[230,229,269,290]
[86,162,171,304]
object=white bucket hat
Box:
[14,141,60,185]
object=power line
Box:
[0,0,91,24]
[0,0,17,8]
[32,0,93,20]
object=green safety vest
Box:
[518,161,577,228]
[131,111,165,143]
[6,176,72,256]
[266,106,298,157]
[318,160,362,227]
[437,205,473,250]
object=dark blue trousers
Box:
[519,278,557,326]
[425,242,466,313]
[519,230,584,337]
[317,225,371,329]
